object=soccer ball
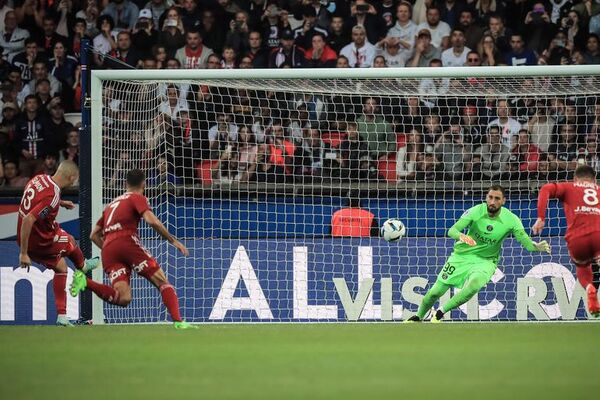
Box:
[380,219,406,242]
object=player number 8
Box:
[22,188,35,211]
[583,189,599,206]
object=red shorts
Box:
[567,234,600,267]
[27,229,77,270]
[101,235,160,285]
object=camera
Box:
[356,4,369,12]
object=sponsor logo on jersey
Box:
[574,206,600,215]
[473,232,497,245]
[132,260,148,273]
[104,223,123,233]
[486,225,494,232]
[109,268,128,283]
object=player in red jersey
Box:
[70,169,196,329]
[17,160,100,326]
[533,165,600,317]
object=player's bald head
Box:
[56,160,79,178]
[574,165,596,182]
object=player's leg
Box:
[578,260,600,317]
[61,232,100,273]
[407,280,452,322]
[437,270,489,318]
[568,238,600,316]
[70,261,133,307]
[52,258,72,326]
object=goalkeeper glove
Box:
[533,240,551,254]
[459,234,477,247]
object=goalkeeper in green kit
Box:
[406,185,551,322]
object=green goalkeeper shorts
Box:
[435,254,497,289]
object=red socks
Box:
[66,241,85,270]
[576,265,594,290]
[86,278,120,304]
[53,273,67,315]
[160,284,182,322]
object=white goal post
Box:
[90,65,600,324]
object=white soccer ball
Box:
[380,218,406,242]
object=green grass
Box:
[0,324,599,400]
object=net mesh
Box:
[98,72,599,323]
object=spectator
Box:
[47,96,72,152]
[339,121,375,181]
[152,44,168,68]
[175,29,213,69]
[441,28,470,66]
[246,31,269,68]
[485,14,511,54]
[93,15,117,66]
[37,152,58,175]
[459,9,484,51]
[465,50,482,66]
[379,0,397,29]
[209,113,238,157]
[356,97,395,160]
[261,4,288,49]
[101,0,139,32]
[295,127,324,177]
[577,137,600,175]
[38,15,67,54]
[1,101,19,134]
[385,2,417,58]
[256,121,294,183]
[525,101,556,152]
[132,9,160,59]
[105,31,140,69]
[234,125,258,182]
[434,122,475,180]
[407,29,442,67]
[48,40,78,88]
[15,94,50,177]
[207,53,223,69]
[474,0,504,23]
[239,55,253,69]
[28,60,61,97]
[331,192,379,237]
[0,0,11,33]
[478,34,502,66]
[479,125,511,179]
[77,2,100,37]
[461,105,484,145]
[542,123,580,179]
[225,11,250,55]
[571,2,599,25]
[346,0,386,45]
[61,127,79,164]
[221,46,237,69]
[328,15,350,54]
[7,68,30,105]
[373,55,387,67]
[509,129,541,178]
[180,0,201,31]
[336,55,350,67]
[12,38,39,83]
[160,84,188,123]
[524,2,555,54]
[2,159,28,187]
[305,32,337,68]
[144,0,173,29]
[35,78,52,107]
[375,37,408,67]
[396,128,422,180]
[488,99,522,146]
[148,155,181,186]
[583,34,600,64]
[293,6,328,50]
[416,6,451,49]
[504,33,537,66]
[438,0,467,29]
[268,28,306,68]
[0,11,29,62]
[200,9,226,54]
[340,25,376,68]
[158,11,185,58]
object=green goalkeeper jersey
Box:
[448,203,537,262]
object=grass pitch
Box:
[0,323,598,400]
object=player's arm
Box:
[18,213,36,270]
[513,216,551,253]
[142,210,189,256]
[90,224,104,249]
[533,182,569,235]
[447,210,477,246]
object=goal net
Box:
[91,66,600,323]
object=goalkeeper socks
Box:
[53,273,68,315]
[441,273,488,314]
[159,284,182,322]
[86,278,120,304]
[576,265,594,290]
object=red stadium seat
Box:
[196,161,219,185]
[396,133,407,149]
[377,157,397,182]
[321,132,347,148]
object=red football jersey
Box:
[97,192,151,246]
[538,181,600,241]
[17,174,62,248]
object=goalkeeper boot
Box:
[82,256,101,274]
[56,314,74,327]
[586,285,600,317]
[403,315,421,323]
[430,309,444,323]
[69,270,88,297]
[174,320,198,330]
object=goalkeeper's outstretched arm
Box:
[513,223,551,254]
[448,215,476,246]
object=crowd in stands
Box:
[0,0,599,187]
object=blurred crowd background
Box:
[0,0,599,188]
